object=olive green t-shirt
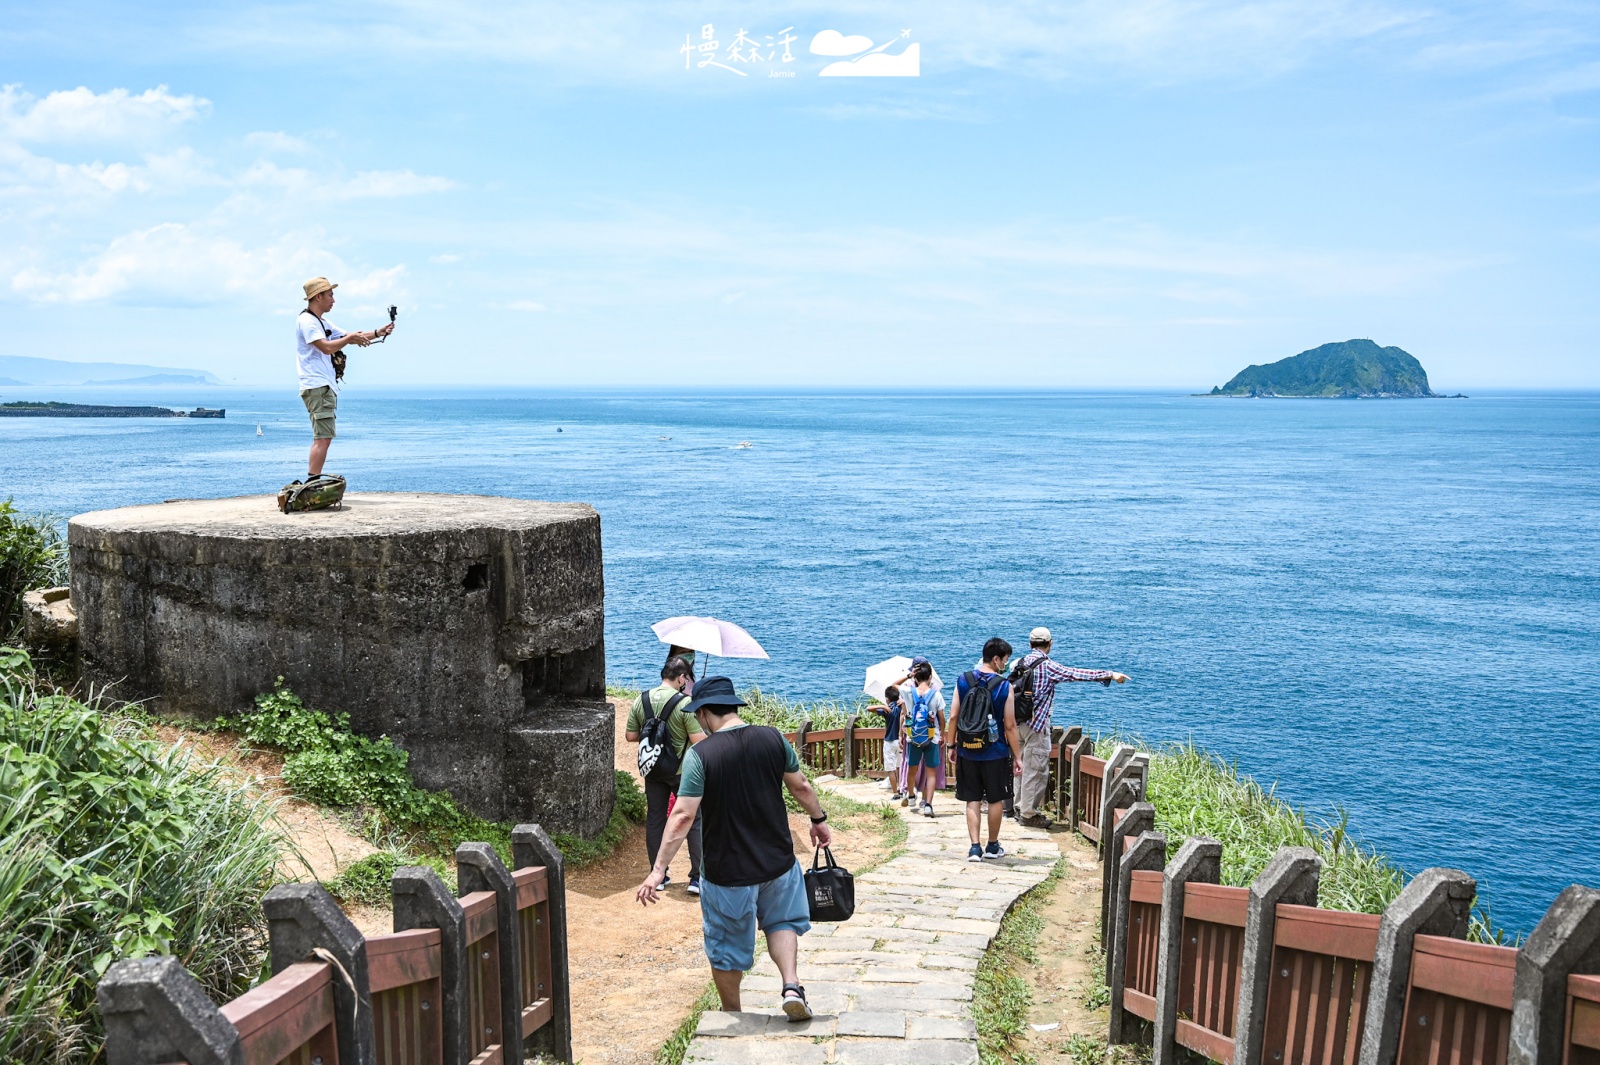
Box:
[626,685,704,760]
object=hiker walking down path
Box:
[1011,626,1128,827]
[636,676,833,1022]
[901,657,946,817]
[627,655,705,894]
[949,638,1023,862]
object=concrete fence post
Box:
[394,865,469,1065]
[1103,744,1135,796]
[1104,801,1157,970]
[844,713,858,777]
[1110,831,1169,1046]
[1509,885,1600,1065]
[97,956,242,1065]
[1356,867,1476,1065]
[1129,753,1150,802]
[1056,725,1082,816]
[797,719,811,769]
[1067,733,1092,831]
[1097,776,1140,863]
[1152,837,1223,1065]
[261,882,373,1065]
[1233,847,1322,1065]
[514,823,574,1064]
[457,843,525,1065]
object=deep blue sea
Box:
[4,385,1597,933]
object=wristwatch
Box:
[809,811,828,824]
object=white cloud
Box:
[8,222,402,306]
[508,299,546,311]
[431,253,462,263]
[0,84,209,142]
[243,130,311,154]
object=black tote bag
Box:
[804,846,855,922]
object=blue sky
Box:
[2,1,1596,388]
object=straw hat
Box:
[303,277,338,300]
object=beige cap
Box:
[1029,626,1052,644]
[303,277,338,300]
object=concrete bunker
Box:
[68,492,614,837]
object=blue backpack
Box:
[907,687,938,746]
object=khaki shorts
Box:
[301,386,337,439]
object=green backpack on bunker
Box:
[277,475,347,514]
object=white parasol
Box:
[863,655,943,703]
[652,616,770,675]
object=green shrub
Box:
[0,502,65,639]
[0,648,280,1065]
[237,681,646,869]
[325,851,450,907]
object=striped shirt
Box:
[1018,650,1115,732]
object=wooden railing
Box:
[1261,904,1378,1065]
[98,825,574,1065]
[1399,935,1515,1064]
[1076,755,1106,840]
[1073,718,1600,1065]
[1567,974,1600,1065]
[1177,883,1250,1062]
[1122,869,1163,1024]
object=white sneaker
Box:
[921,802,935,818]
[878,779,891,789]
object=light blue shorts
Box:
[699,860,811,971]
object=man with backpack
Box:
[948,637,1024,861]
[1011,627,1129,828]
[625,655,705,894]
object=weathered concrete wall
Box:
[70,493,613,836]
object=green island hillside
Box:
[1209,339,1444,397]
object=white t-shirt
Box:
[296,310,344,392]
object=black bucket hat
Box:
[685,675,746,715]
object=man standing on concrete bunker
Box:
[295,277,393,484]
[635,676,831,1021]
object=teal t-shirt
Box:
[677,722,801,798]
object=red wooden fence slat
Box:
[1565,973,1600,1065]
[1260,905,1380,1065]
[220,962,338,1065]
[1077,756,1106,841]
[1396,935,1517,1065]
[1176,883,1249,1063]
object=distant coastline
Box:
[0,401,225,418]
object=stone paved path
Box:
[684,775,1059,1065]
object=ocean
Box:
[3,385,1597,933]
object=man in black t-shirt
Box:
[636,676,832,1022]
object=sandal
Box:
[781,983,813,1022]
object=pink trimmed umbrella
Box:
[651,615,770,676]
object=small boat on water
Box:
[256,424,263,436]
[658,435,671,441]
[735,441,754,449]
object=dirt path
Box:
[1012,828,1119,1064]
[152,723,380,884]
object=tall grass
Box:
[0,648,283,1065]
[737,685,866,731]
[0,502,66,640]
[1130,740,1404,914]
[1095,733,1504,939]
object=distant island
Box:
[1207,339,1461,398]
[0,402,225,418]
[0,355,220,387]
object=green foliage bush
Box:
[0,502,66,639]
[0,648,281,1065]
[326,851,451,907]
[737,685,863,732]
[238,681,646,869]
